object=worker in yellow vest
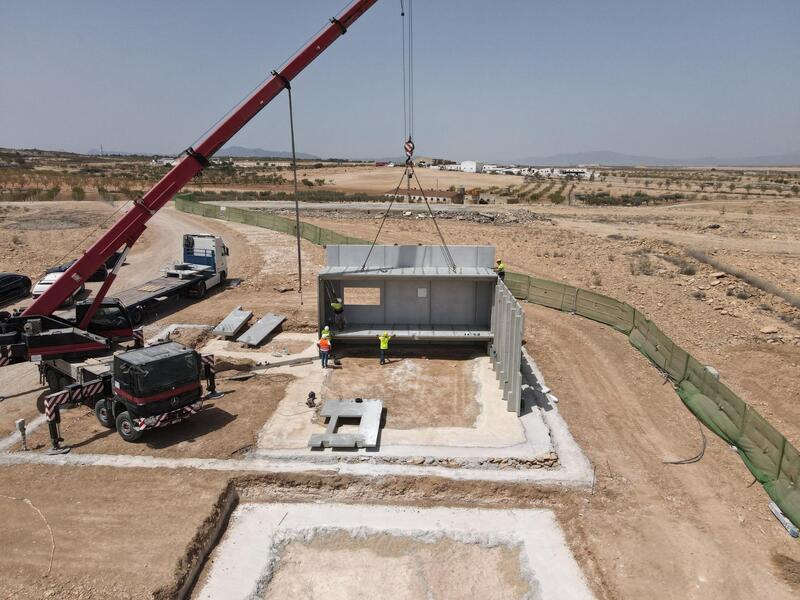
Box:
[330,297,346,331]
[494,259,506,281]
[378,331,393,365]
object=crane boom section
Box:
[23,0,378,317]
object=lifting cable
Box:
[361,0,456,272]
[281,78,304,305]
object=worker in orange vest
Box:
[317,335,332,369]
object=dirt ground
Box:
[526,304,800,599]
[0,361,47,438]
[0,464,230,600]
[16,375,291,458]
[2,194,800,598]
[302,164,523,194]
[0,201,118,282]
[321,347,481,429]
[263,531,529,600]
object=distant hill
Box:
[216,145,319,160]
[512,149,800,167]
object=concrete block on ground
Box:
[308,398,383,449]
[236,313,286,347]
[212,306,253,339]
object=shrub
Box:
[630,255,654,276]
[41,185,60,200]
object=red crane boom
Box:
[23,0,378,318]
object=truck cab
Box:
[106,341,203,441]
[182,233,228,282]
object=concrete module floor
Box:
[195,503,593,600]
[218,334,553,461]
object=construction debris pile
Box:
[258,206,554,226]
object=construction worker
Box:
[494,259,506,281]
[378,331,393,365]
[330,297,346,331]
[317,335,332,368]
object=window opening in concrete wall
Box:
[344,287,381,305]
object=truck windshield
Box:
[133,353,199,396]
[89,305,130,330]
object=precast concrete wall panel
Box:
[326,245,495,269]
[490,280,524,415]
[385,279,431,324]
[476,282,494,327]
[431,279,477,325]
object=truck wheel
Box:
[129,306,144,325]
[94,400,114,428]
[115,411,142,442]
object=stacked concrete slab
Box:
[212,306,252,339]
[237,313,286,347]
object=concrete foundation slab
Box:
[308,399,383,449]
[254,354,553,461]
[212,306,252,339]
[196,502,594,600]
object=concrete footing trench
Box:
[196,503,593,600]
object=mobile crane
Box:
[0,0,379,443]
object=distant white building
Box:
[558,168,593,180]
[460,160,484,173]
[525,167,595,180]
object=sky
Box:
[1,0,799,162]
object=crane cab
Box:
[74,298,133,341]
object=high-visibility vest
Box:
[318,338,331,352]
[378,334,391,350]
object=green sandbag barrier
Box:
[175,193,800,530]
